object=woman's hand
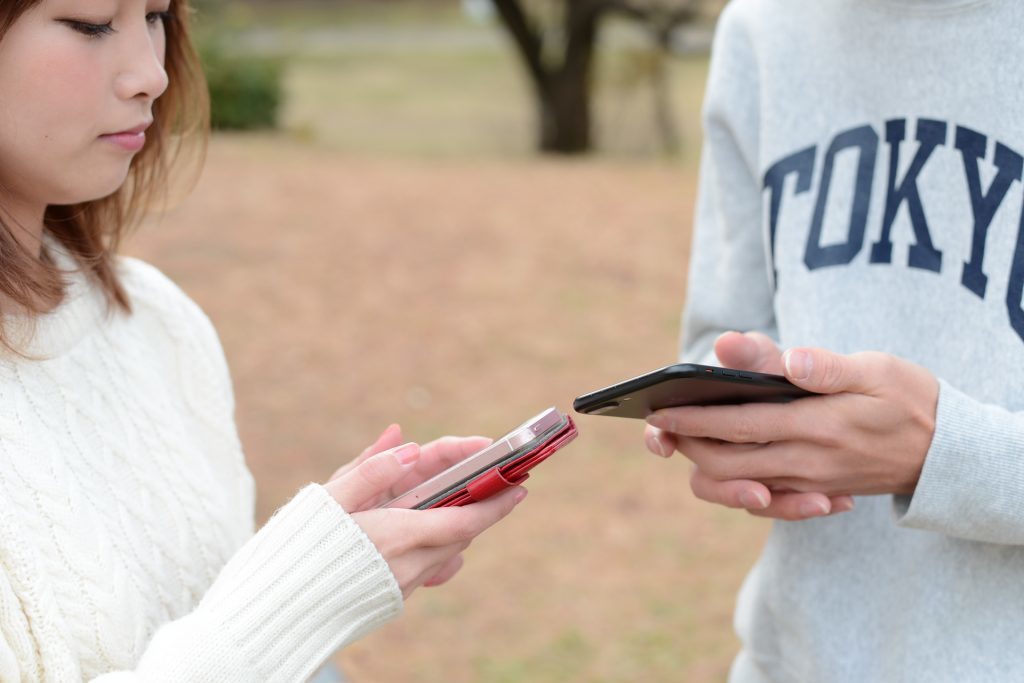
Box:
[645,332,938,520]
[323,426,526,598]
[328,424,494,509]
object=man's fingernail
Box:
[785,350,812,381]
[799,501,829,517]
[394,443,420,465]
[646,434,669,457]
[740,490,769,510]
[513,488,529,504]
[833,497,856,513]
[646,414,668,430]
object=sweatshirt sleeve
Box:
[92,484,403,683]
[893,381,1024,545]
[679,5,780,366]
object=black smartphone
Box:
[573,363,815,419]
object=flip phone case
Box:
[424,415,578,508]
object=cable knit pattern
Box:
[0,238,403,681]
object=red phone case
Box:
[425,415,578,508]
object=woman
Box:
[0,1,527,680]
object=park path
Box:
[227,23,713,57]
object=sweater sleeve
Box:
[893,381,1024,545]
[91,484,403,683]
[679,6,780,366]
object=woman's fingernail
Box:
[785,350,812,381]
[739,490,769,510]
[513,488,529,504]
[799,500,830,517]
[394,443,420,465]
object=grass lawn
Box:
[216,0,472,31]
[206,1,710,163]
[279,48,710,163]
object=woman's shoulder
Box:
[116,256,203,314]
[114,255,238,415]
[114,255,229,374]
[115,256,220,341]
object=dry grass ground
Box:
[127,4,763,677]
[125,134,769,682]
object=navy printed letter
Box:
[956,127,1024,298]
[870,118,946,272]
[804,125,878,270]
[1009,190,1024,344]
[764,146,816,287]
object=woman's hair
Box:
[0,0,209,355]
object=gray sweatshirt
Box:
[681,1,1024,680]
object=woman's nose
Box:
[113,21,169,103]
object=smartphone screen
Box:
[573,363,814,419]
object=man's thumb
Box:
[782,348,872,395]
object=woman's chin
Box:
[54,172,131,206]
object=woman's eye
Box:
[146,11,172,26]
[60,19,115,38]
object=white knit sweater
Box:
[0,238,402,681]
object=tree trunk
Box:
[493,0,602,154]
[536,0,599,153]
[491,0,697,155]
[538,66,592,154]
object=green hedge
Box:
[201,41,284,131]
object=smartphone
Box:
[573,363,815,419]
[383,407,576,510]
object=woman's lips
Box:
[100,123,150,153]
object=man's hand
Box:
[645,332,938,520]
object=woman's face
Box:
[0,0,170,215]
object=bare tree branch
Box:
[490,0,705,154]
[491,0,548,94]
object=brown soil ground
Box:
[126,135,769,683]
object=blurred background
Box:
[126,1,769,680]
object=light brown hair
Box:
[0,0,209,355]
